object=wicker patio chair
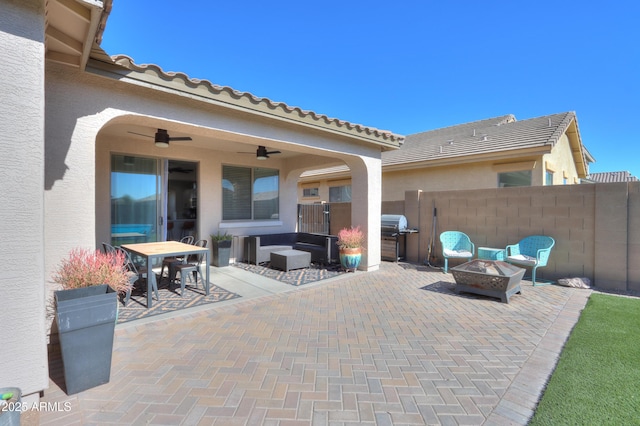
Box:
[505,235,555,286]
[440,231,475,273]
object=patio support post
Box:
[347,156,382,271]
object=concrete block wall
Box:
[629,182,640,292]
[593,183,628,291]
[399,182,640,293]
[323,181,640,293]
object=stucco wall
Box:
[382,162,499,198]
[1,0,48,400]
[543,133,580,184]
[47,64,286,275]
[299,177,350,204]
[45,58,385,289]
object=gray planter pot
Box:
[54,285,117,395]
[212,239,232,267]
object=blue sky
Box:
[101,1,640,178]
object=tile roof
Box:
[89,0,403,148]
[383,112,578,167]
[300,111,587,179]
[91,54,404,148]
[300,164,351,178]
[587,171,639,183]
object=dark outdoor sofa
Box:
[244,232,339,265]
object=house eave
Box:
[564,117,589,178]
[85,55,404,150]
[45,0,109,71]
[382,146,552,172]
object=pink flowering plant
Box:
[52,248,132,295]
[337,226,365,249]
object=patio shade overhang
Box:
[86,54,404,152]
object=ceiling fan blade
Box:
[127,131,154,138]
[266,150,281,155]
[237,146,260,154]
[168,136,193,141]
[169,167,194,173]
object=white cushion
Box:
[443,249,473,258]
[507,254,537,265]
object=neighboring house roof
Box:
[587,171,639,183]
[393,114,516,150]
[383,111,585,171]
[301,112,591,178]
[300,165,352,179]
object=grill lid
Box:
[381,214,408,231]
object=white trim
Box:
[219,220,283,229]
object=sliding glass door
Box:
[110,155,199,245]
[167,160,198,241]
[110,155,162,245]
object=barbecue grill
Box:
[381,214,418,261]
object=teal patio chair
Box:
[440,231,475,273]
[505,235,555,286]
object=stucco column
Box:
[1,0,48,403]
[280,171,300,232]
[347,156,382,271]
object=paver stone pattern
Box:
[38,263,589,425]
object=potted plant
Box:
[52,248,132,395]
[211,231,233,267]
[337,226,365,272]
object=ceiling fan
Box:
[127,128,192,148]
[238,145,282,160]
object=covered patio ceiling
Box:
[99,122,340,164]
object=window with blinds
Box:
[222,165,279,220]
[497,170,531,187]
[329,185,352,202]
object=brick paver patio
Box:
[36,262,590,425]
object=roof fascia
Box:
[299,170,352,182]
[563,115,588,178]
[85,57,403,150]
[70,0,105,71]
[382,146,552,172]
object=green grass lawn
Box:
[529,293,640,425]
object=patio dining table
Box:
[121,241,210,308]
